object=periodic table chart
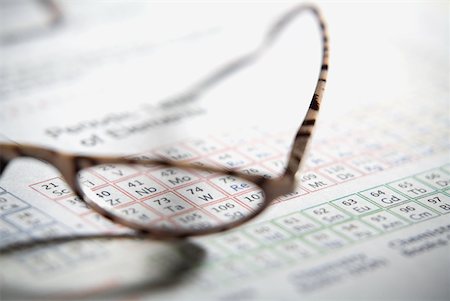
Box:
[0,97,449,296]
[192,164,450,288]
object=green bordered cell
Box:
[244,222,293,245]
[200,164,449,285]
[212,230,261,254]
[359,185,408,208]
[302,203,351,226]
[389,200,439,223]
[361,210,410,232]
[273,212,321,236]
[416,192,450,214]
[387,177,437,199]
[332,194,381,217]
[414,168,450,191]
[440,164,450,175]
[271,238,317,261]
[332,219,380,241]
[303,228,350,250]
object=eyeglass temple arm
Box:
[159,4,327,108]
[98,6,328,192]
[283,7,329,178]
[0,5,327,182]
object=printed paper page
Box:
[0,2,449,300]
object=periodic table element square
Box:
[332,194,381,216]
[274,212,321,235]
[116,203,161,224]
[303,203,351,225]
[262,158,287,176]
[213,231,260,253]
[77,171,106,190]
[441,164,450,175]
[209,174,254,195]
[416,193,450,214]
[59,196,91,215]
[268,136,292,153]
[389,202,438,223]
[171,210,220,230]
[144,192,193,216]
[351,135,385,152]
[0,193,29,215]
[348,155,388,174]
[91,164,139,182]
[319,163,363,182]
[126,153,160,172]
[30,224,71,239]
[177,182,227,206]
[244,222,292,245]
[149,167,199,188]
[187,159,219,177]
[303,229,349,250]
[30,177,73,200]
[359,186,408,208]
[239,165,276,180]
[153,145,199,161]
[378,149,413,166]
[408,142,437,158]
[0,219,20,238]
[184,138,223,155]
[388,177,436,198]
[116,175,166,200]
[237,144,279,162]
[415,169,450,190]
[273,239,317,260]
[332,220,379,241]
[84,212,129,232]
[208,151,252,169]
[361,211,409,232]
[298,172,336,192]
[276,186,308,202]
[234,189,266,208]
[247,249,288,270]
[303,151,334,169]
[204,200,251,223]
[4,208,54,231]
[322,143,356,159]
[88,185,134,208]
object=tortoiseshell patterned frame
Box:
[0,5,329,239]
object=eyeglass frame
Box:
[0,4,329,240]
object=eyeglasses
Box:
[0,5,328,240]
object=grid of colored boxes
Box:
[193,165,450,286]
